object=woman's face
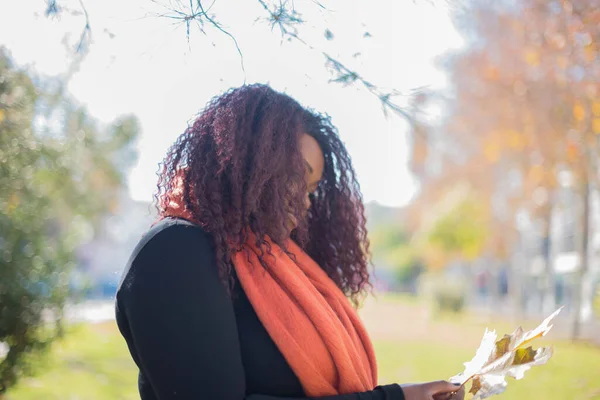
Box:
[287,134,324,230]
[300,133,324,210]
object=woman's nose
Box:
[304,192,311,210]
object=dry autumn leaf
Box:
[449,307,562,399]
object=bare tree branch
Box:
[255,0,304,36]
[195,1,245,75]
[75,0,91,54]
[45,0,60,17]
[45,0,91,55]
[47,0,414,121]
[324,55,412,120]
[151,0,245,75]
[251,1,413,121]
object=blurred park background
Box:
[1,0,600,398]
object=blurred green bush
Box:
[0,48,139,394]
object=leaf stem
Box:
[458,374,475,391]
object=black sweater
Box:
[116,218,405,400]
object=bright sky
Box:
[0,0,463,207]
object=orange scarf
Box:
[162,200,377,397]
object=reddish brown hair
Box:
[156,84,370,304]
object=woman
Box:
[116,84,465,400]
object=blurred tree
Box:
[408,0,600,337]
[427,199,487,261]
[370,224,410,254]
[0,48,139,393]
[421,187,488,270]
[369,224,422,291]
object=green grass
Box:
[5,298,600,399]
[375,340,600,400]
[5,323,138,400]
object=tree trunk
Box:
[572,180,590,340]
[508,231,526,319]
[540,203,556,315]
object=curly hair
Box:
[156,84,371,305]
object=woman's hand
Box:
[401,380,465,400]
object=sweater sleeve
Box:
[116,221,404,400]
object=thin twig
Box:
[311,0,328,10]
[45,0,60,17]
[254,0,412,122]
[75,0,91,54]
[152,1,245,78]
[195,1,245,76]
[324,54,412,121]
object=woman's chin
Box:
[287,215,299,231]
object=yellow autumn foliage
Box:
[524,48,540,66]
[506,130,526,150]
[593,118,600,134]
[592,100,600,117]
[484,141,500,163]
[573,102,586,122]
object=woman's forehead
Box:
[300,134,324,180]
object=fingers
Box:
[429,380,463,394]
[436,385,465,400]
[432,391,457,400]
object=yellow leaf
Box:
[469,376,481,395]
[585,44,596,62]
[528,165,544,183]
[573,102,586,122]
[593,101,600,117]
[524,48,540,66]
[516,307,562,348]
[507,130,525,149]
[450,307,562,398]
[593,118,600,134]
[495,335,511,357]
[513,347,537,365]
[566,142,579,161]
[484,141,500,163]
[0,109,5,123]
